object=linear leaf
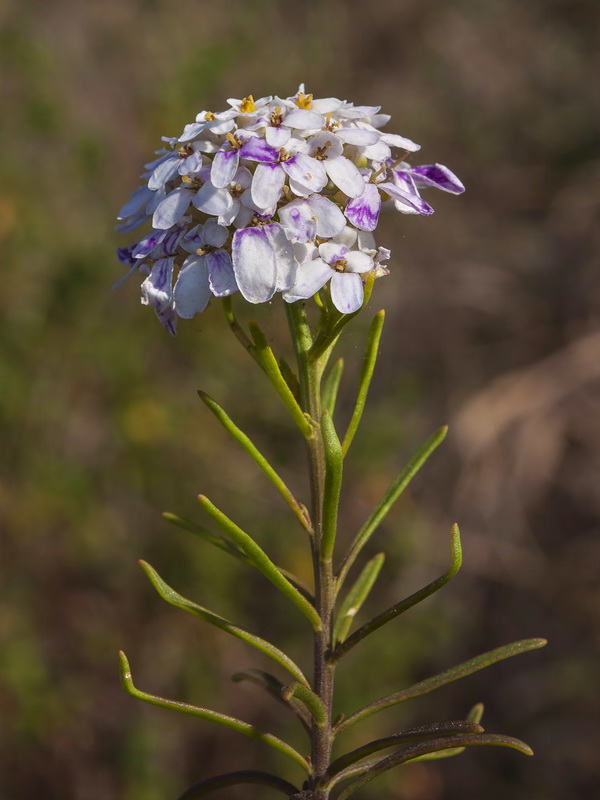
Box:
[333,553,385,645]
[249,322,314,438]
[198,391,312,533]
[176,770,299,799]
[197,496,322,630]
[139,560,309,686]
[336,638,547,734]
[162,512,248,561]
[232,669,311,732]
[333,734,533,798]
[119,652,310,774]
[321,410,344,562]
[332,525,461,662]
[337,426,448,592]
[282,682,327,728]
[342,310,385,456]
[326,720,483,779]
[322,358,344,416]
[222,297,261,365]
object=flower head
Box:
[116,85,464,332]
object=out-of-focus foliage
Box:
[1,1,598,799]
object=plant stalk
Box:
[286,302,337,798]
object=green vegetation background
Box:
[1,1,598,798]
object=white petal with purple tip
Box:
[410,164,465,194]
[211,148,240,188]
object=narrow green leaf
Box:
[321,410,344,562]
[118,651,310,774]
[406,703,486,762]
[139,560,310,686]
[248,322,314,438]
[333,553,385,645]
[232,669,311,732]
[331,525,461,663]
[326,721,484,779]
[163,511,314,604]
[336,638,547,734]
[333,733,533,799]
[342,310,385,456]
[322,358,344,416]
[337,426,448,593]
[197,496,322,631]
[282,681,327,728]
[176,771,300,799]
[198,391,313,533]
[279,358,301,400]
[162,512,248,560]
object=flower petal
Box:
[206,250,238,297]
[173,255,211,317]
[345,250,374,273]
[336,127,380,146]
[203,218,229,248]
[278,199,316,243]
[148,156,181,190]
[410,164,465,194]
[251,163,286,209]
[232,226,277,303]
[210,148,240,188]
[307,195,347,238]
[239,137,279,163]
[152,187,195,229]
[330,272,364,314]
[141,257,174,311]
[344,182,382,231]
[263,222,297,291]
[379,181,434,215]
[325,157,365,198]
[283,109,325,129]
[380,133,421,151]
[117,186,153,220]
[265,126,291,148]
[283,153,327,193]
[283,258,332,303]
[192,183,234,216]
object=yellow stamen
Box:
[204,111,216,121]
[296,92,313,110]
[334,258,348,273]
[240,95,255,113]
[225,132,242,149]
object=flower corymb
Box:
[116,86,464,333]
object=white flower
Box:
[116,85,464,332]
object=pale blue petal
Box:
[192,183,234,216]
[153,187,194,229]
[211,148,240,188]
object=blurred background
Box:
[1,0,599,798]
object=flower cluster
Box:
[116,86,464,333]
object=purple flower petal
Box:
[141,257,174,311]
[409,164,465,194]
[344,183,381,231]
[239,137,279,163]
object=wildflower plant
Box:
[117,86,546,799]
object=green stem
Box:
[285,301,338,799]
